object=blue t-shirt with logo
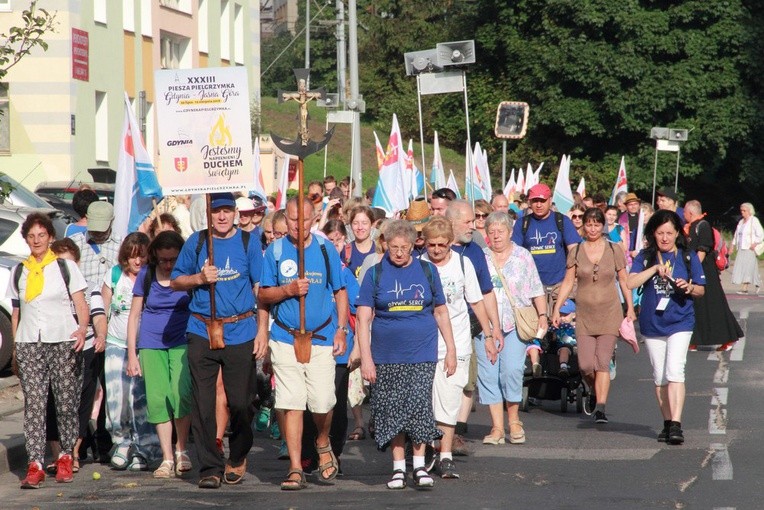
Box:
[261,235,344,346]
[511,213,582,286]
[347,241,374,280]
[357,254,445,364]
[171,229,262,345]
[630,248,705,337]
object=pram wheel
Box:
[560,387,569,413]
[521,386,529,413]
[575,385,584,413]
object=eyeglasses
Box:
[388,244,412,254]
[158,257,178,265]
[571,214,583,219]
[274,231,287,238]
[592,263,599,282]
[474,213,488,219]
[426,242,449,250]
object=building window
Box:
[198,0,208,54]
[123,0,135,32]
[94,0,107,25]
[0,84,9,154]
[159,0,192,14]
[95,91,108,163]
[140,0,152,37]
[220,0,230,61]
[233,3,243,64]
[160,32,191,69]
[0,1,11,14]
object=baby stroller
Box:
[520,302,589,413]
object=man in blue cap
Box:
[171,192,264,489]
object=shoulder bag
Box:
[489,250,539,341]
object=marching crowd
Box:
[8,176,749,491]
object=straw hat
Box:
[405,199,431,231]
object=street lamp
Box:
[404,40,476,197]
[650,127,688,205]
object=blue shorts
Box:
[474,329,526,405]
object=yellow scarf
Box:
[21,249,58,302]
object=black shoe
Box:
[594,410,608,424]
[668,423,684,445]
[584,390,596,416]
[438,458,460,479]
[198,475,222,489]
[657,421,670,443]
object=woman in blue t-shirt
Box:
[126,231,192,479]
[356,220,457,490]
[627,210,705,447]
[345,206,376,279]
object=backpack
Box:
[272,234,331,289]
[695,221,729,272]
[522,211,568,253]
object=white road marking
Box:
[710,443,733,480]
[730,336,745,361]
[711,387,728,406]
[709,408,727,434]
[474,448,658,461]
[713,364,729,384]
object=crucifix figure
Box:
[271,70,335,363]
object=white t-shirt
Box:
[103,268,137,347]
[422,252,483,359]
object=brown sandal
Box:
[315,441,338,482]
[280,469,307,490]
[347,426,366,441]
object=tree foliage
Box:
[263,1,764,208]
[0,1,56,81]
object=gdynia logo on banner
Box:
[201,113,243,180]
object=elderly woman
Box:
[472,199,492,247]
[628,210,705,445]
[357,220,456,490]
[478,212,547,446]
[552,208,636,424]
[7,213,90,488]
[731,202,763,294]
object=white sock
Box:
[440,452,453,461]
[412,455,425,470]
[393,459,406,473]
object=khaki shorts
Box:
[432,357,470,426]
[270,340,337,413]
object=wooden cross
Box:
[279,78,324,147]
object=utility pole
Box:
[348,0,362,197]
[336,1,346,105]
[305,0,310,88]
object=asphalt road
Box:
[0,295,760,509]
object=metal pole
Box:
[674,147,680,193]
[651,143,659,207]
[336,1,346,105]
[462,71,473,207]
[323,117,329,178]
[305,0,310,89]
[348,0,362,197]
[502,140,507,189]
[417,75,427,190]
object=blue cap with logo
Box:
[210,192,236,209]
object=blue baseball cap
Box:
[210,192,236,209]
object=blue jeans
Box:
[474,329,526,404]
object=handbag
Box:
[489,251,539,342]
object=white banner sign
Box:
[154,67,253,194]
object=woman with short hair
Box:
[9,213,90,488]
[731,202,763,294]
[479,212,547,446]
[356,220,456,489]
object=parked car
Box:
[0,205,70,257]
[0,253,21,371]
[0,172,75,224]
[35,181,114,219]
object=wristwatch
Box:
[339,326,350,334]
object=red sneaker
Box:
[21,462,45,489]
[56,454,74,483]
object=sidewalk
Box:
[0,261,761,478]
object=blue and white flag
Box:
[552,154,574,214]
[429,131,447,190]
[114,92,162,238]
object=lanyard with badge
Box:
[655,250,675,311]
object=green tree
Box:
[0,1,56,86]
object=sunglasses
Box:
[432,189,451,199]
[475,213,488,219]
[593,263,599,282]
[571,214,583,219]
